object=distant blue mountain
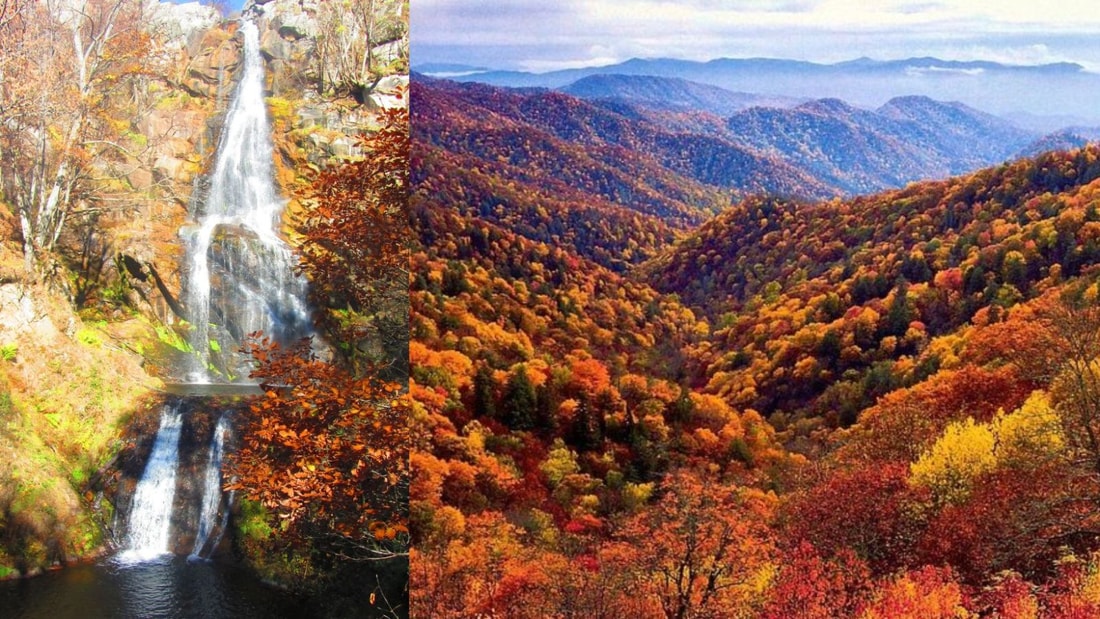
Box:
[448,56,1100,123]
[561,74,804,116]
[414,74,1050,197]
[1016,127,1100,158]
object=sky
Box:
[412,0,1100,73]
[166,0,247,13]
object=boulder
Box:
[275,14,315,40]
[148,1,220,52]
[371,40,405,67]
[373,74,409,96]
[370,91,406,110]
[153,154,186,184]
[127,166,154,192]
[259,26,290,61]
[329,136,356,159]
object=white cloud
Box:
[905,66,985,77]
[412,0,1100,71]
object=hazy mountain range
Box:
[415,56,1100,129]
[560,74,805,117]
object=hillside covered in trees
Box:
[410,69,1100,615]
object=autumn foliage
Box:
[409,73,1100,617]
[299,102,410,374]
[300,104,409,311]
[0,0,162,278]
[226,103,411,564]
[226,337,408,559]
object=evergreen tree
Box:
[882,278,911,338]
[472,363,497,420]
[667,387,696,424]
[570,393,602,451]
[502,366,537,430]
[535,382,559,435]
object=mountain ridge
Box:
[414,75,1057,202]
[561,73,804,117]
[417,55,1100,122]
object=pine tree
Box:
[502,366,537,430]
[882,278,911,338]
[535,382,559,434]
[570,393,602,451]
[472,363,497,420]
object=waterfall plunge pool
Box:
[0,555,314,619]
[0,398,319,618]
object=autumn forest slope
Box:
[649,146,1100,425]
[411,68,1100,615]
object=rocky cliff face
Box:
[114,0,407,351]
[245,0,408,105]
[107,14,239,330]
[242,0,408,168]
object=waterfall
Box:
[119,19,311,565]
[189,414,230,560]
[118,404,183,563]
[182,19,313,383]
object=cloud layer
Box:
[412,0,1100,71]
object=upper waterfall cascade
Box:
[182,19,314,384]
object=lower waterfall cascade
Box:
[191,414,231,560]
[117,400,235,564]
[118,403,183,563]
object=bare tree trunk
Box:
[360,0,375,88]
[37,116,81,249]
[20,205,35,274]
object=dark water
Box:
[159,383,265,397]
[0,556,314,619]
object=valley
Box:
[409,64,1100,616]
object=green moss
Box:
[154,91,192,110]
[155,324,192,353]
[237,498,273,541]
[75,327,103,347]
[265,96,295,126]
[0,392,12,420]
[72,517,101,555]
[125,130,148,148]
